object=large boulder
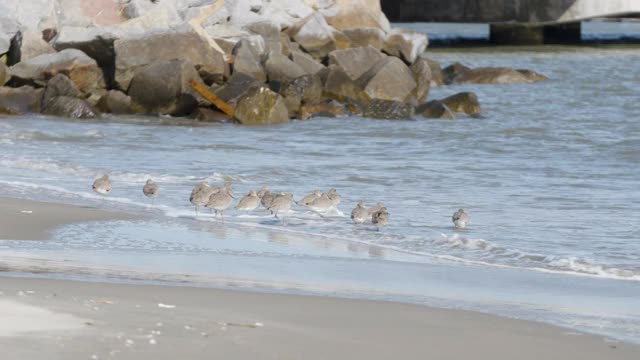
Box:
[425,57,444,86]
[287,12,344,59]
[41,74,82,107]
[215,72,262,109]
[383,29,428,64]
[357,57,417,103]
[342,27,386,49]
[279,73,324,115]
[442,62,471,84]
[127,59,203,116]
[410,57,432,104]
[243,21,281,55]
[0,0,57,34]
[439,92,481,117]
[7,31,56,65]
[323,65,371,105]
[321,0,391,33]
[96,90,133,115]
[416,100,456,120]
[53,0,126,28]
[114,29,225,90]
[290,49,325,75]
[9,49,105,92]
[265,53,306,82]
[328,46,386,81]
[363,99,414,120]
[0,86,42,114]
[442,64,548,85]
[234,86,290,125]
[53,27,119,76]
[0,62,9,86]
[231,37,267,82]
[42,96,99,119]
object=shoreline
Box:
[0,276,638,359]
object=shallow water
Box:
[1,22,640,342]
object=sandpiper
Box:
[296,190,321,206]
[143,179,159,205]
[371,207,390,231]
[92,175,112,196]
[190,181,211,215]
[268,193,294,221]
[326,188,341,206]
[236,190,260,212]
[257,186,270,199]
[205,184,234,218]
[452,209,469,229]
[367,202,385,216]
[261,190,276,210]
[350,200,368,224]
[306,193,335,213]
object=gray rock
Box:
[53,26,118,76]
[234,86,290,125]
[190,107,234,123]
[280,33,292,56]
[115,29,225,90]
[425,57,444,86]
[324,65,371,105]
[357,57,417,103]
[442,62,472,85]
[0,86,42,115]
[290,49,325,75]
[232,37,266,82]
[322,0,391,33]
[287,13,340,59]
[7,31,56,65]
[439,92,481,116]
[416,100,456,119]
[42,74,82,107]
[447,66,550,84]
[363,99,415,120]
[342,27,386,49]
[244,21,282,55]
[9,49,105,92]
[215,72,262,109]
[383,29,428,64]
[42,96,99,119]
[0,32,10,55]
[279,73,324,115]
[265,54,306,82]
[0,0,56,34]
[96,90,133,114]
[328,46,386,81]
[0,61,9,86]
[127,59,203,116]
[410,57,432,104]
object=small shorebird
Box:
[261,190,276,210]
[326,188,341,206]
[452,208,469,229]
[143,179,159,205]
[190,181,211,215]
[350,200,368,224]
[236,190,260,212]
[371,207,390,231]
[205,184,234,218]
[257,186,270,199]
[306,193,335,213]
[268,193,294,222]
[92,175,112,197]
[296,190,321,206]
[367,202,385,216]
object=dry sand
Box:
[0,196,134,240]
[0,276,638,360]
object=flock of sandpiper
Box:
[92,175,470,229]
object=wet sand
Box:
[0,276,638,360]
[0,197,135,240]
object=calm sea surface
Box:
[1,22,639,342]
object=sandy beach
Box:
[0,276,637,360]
[0,196,135,240]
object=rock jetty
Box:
[0,0,548,123]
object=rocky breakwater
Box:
[0,0,549,123]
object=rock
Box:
[383,29,428,64]
[227,0,314,29]
[1,32,11,55]
[410,57,432,104]
[215,72,262,108]
[115,29,225,90]
[363,99,414,119]
[96,90,133,114]
[190,107,233,123]
[42,74,83,107]
[0,61,9,86]
[265,54,306,82]
[42,96,99,119]
[52,26,119,79]
[0,86,42,114]
[342,27,386,49]
[85,89,108,107]
[439,92,481,116]
[322,0,391,33]
[9,49,105,92]
[424,58,444,86]
[287,12,342,59]
[231,37,266,82]
[127,59,203,116]
[0,0,57,33]
[442,62,471,85]
[324,65,371,104]
[7,31,56,65]
[54,0,126,28]
[234,86,290,125]
[244,21,281,55]
[328,46,385,81]
[279,73,324,115]
[298,101,348,120]
[358,57,417,103]
[206,24,252,58]
[446,66,549,85]
[416,100,456,120]
[280,33,292,56]
[290,49,325,75]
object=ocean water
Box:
[1,22,640,342]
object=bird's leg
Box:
[274,211,279,219]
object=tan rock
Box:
[190,107,234,123]
[416,100,456,120]
[383,29,428,64]
[288,12,341,59]
[410,57,432,104]
[298,101,348,120]
[322,0,391,33]
[328,46,386,81]
[265,54,306,82]
[324,65,371,104]
[96,90,133,115]
[439,92,481,116]
[0,86,43,115]
[342,27,386,49]
[357,57,417,103]
[232,37,267,82]
[291,49,325,75]
[234,86,290,125]
[7,31,55,65]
